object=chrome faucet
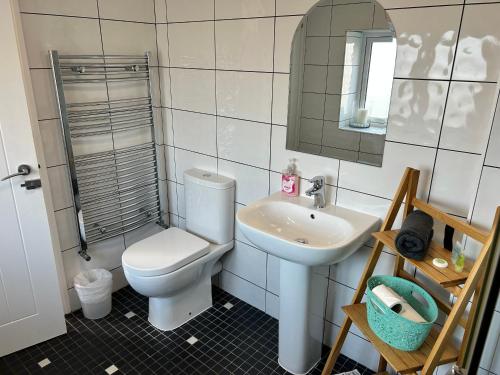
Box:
[305,176,326,208]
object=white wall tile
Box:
[166,0,214,22]
[336,188,391,222]
[98,0,155,23]
[161,108,173,146]
[218,159,270,205]
[158,179,170,220]
[216,18,274,71]
[159,67,172,108]
[39,119,67,167]
[217,117,271,169]
[20,0,98,17]
[266,255,280,295]
[338,142,436,200]
[453,3,500,82]
[486,91,500,168]
[471,167,500,230]
[100,20,158,65]
[220,270,266,311]
[379,0,462,8]
[389,6,462,80]
[440,82,498,153]
[272,74,290,125]
[325,281,355,327]
[176,183,186,219]
[174,148,217,184]
[62,236,125,288]
[386,79,449,147]
[155,0,167,23]
[330,245,395,289]
[172,110,217,156]
[156,24,169,66]
[170,68,216,114]
[54,208,80,251]
[165,145,176,181]
[47,166,73,211]
[168,22,215,69]
[276,0,320,16]
[271,125,340,185]
[274,16,302,73]
[166,180,178,215]
[222,241,267,288]
[215,0,275,19]
[29,69,60,121]
[265,292,280,319]
[216,71,272,123]
[21,14,102,69]
[323,320,381,370]
[234,203,251,245]
[429,150,482,217]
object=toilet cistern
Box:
[305,176,326,209]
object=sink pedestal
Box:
[278,260,327,375]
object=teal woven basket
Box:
[366,275,438,351]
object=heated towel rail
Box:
[50,51,165,260]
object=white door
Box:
[0,0,66,356]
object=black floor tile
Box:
[0,286,373,375]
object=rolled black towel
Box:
[395,210,434,260]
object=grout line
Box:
[426,1,466,204]
[163,0,181,218]
[268,0,277,197]
[96,0,127,251]
[214,0,219,173]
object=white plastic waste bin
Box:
[74,269,112,319]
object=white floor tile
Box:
[105,364,119,374]
[38,358,51,368]
[187,336,199,345]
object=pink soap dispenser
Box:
[281,159,299,197]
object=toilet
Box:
[122,168,235,331]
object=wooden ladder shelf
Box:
[321,167,500,375]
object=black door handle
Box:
[21,179,42,190]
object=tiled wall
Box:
[157,0,500,373]
[19,0,500,373]
[18,0,169,311]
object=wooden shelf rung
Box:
[412,199,489,244]
[343,303,459,374]
[372,230,471,288]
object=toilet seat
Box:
[122,227,210,277]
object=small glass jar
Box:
[451,240,465,272]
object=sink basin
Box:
[236,192,381,375]
[237,192,381,266]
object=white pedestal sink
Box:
[237,193,381,374]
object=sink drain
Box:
[295,238,308,244]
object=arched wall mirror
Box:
[286,0,396,167]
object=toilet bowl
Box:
[122,168,235,331]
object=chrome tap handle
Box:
[308,175,325,187]
[1,164,31,181]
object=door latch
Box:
[21,179,42,190]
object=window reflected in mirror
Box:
[286,1,397,167]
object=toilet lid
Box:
[122,227,210,276]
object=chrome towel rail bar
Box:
[50,51,165,260]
